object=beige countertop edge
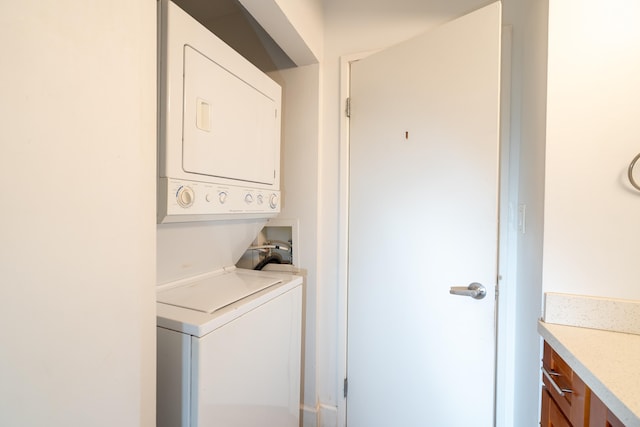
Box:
[538,321,640,427]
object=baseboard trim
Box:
[301,404,318,427]
[318,404,338,427]
[301,403,338,427]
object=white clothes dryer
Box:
[156,268,303,427]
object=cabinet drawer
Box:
[541,388,572,427]
[542,342,589,426]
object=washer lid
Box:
[157,271,282,314]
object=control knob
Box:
[269,193,279,209]
[218,191,228,204]
[176,186,195,208]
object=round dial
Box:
[244,193,254,204]
[218,191,228,204]
[269,193,279,209]
[257,194,264,205]
[176,186,195,208]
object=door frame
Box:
[335,29,518,427]
[336,51,366,427]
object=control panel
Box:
[158,178,280,223]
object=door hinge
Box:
[345,97,351,118]
[343,377,348,398]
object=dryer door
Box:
[182,46,278,186]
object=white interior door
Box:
[346,3,501,427]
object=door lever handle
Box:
[449,282,486,300]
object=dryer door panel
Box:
[182,46,277,185]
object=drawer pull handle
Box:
[542,367,573,397]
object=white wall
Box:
[269,64,322,426]
[509,1,549,426]
[543,0,640,300]
[0,1,157,426]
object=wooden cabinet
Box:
[589,392,625,427]
[541,341,626,427]
[542,342,590,426]
[541,388,572,427]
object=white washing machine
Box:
[156,267,303,427]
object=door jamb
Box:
[337,51,376,427]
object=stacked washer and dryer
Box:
[155,2,303,426]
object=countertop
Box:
[539,321,640,426]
